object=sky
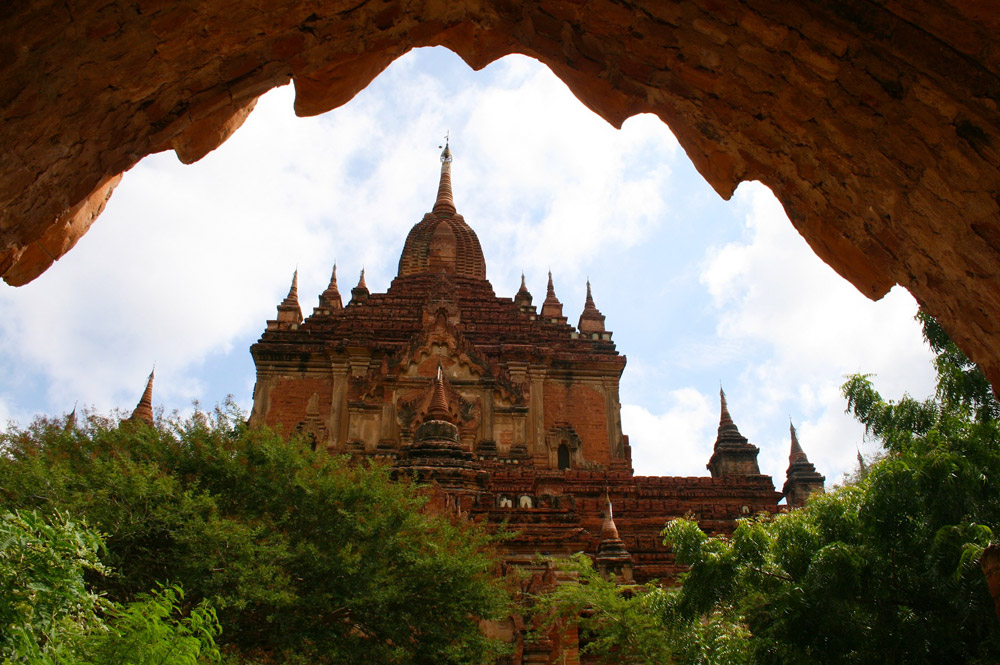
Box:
[0,47,938,486]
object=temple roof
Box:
[254,147,623,368]
[256,272,623,365]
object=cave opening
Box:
[0,47,939,486]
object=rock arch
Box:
[2,1,999,384]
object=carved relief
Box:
[396,372,480,434]
[295,392,328,447]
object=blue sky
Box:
[0,47,937,485]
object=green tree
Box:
[0,509,220,665]
[0,402,510,665]
[660,312,1000,664]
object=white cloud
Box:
[622,181,935,484]
[624,388,715,477]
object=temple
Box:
[244,144,825,661]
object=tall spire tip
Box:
[433,136,456,213]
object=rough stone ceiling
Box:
[1,1,999,384]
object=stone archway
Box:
[2,1,999,384]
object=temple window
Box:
[557,443,570,470]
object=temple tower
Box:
[250,143,628,472]
[246,143,801,618]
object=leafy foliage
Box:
[0,509,106,661]
[77,585,221,665]
[0,509,220,665]
[0,401,510,665]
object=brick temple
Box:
[241,144,824,661]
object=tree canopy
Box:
[0,402,510,665]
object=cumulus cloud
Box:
[624,389,716,477]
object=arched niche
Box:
[2,1,999,386]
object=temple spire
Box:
[426,364,453,423]
[578,278,607,334]
[789,420,807,465]
[600,492,620,541]
[128,368,155,426]
[351,268,370,304]
[275,269,303,325]
[515,272,533,311]
[432,140,456,215]
[318,263,343,311]
[707,386,761,477]
[595,493,633,582]
[397,139,486,280]
[409,363,461,447]
[719,387,735,430]
[540,271,565,320]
